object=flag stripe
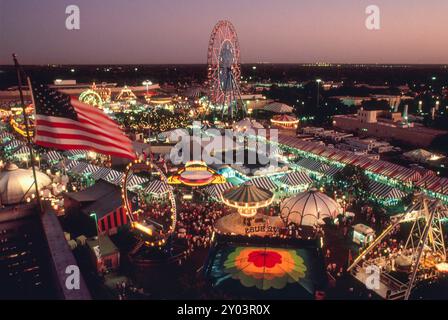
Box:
[35,139,136,159]
[35,116,131,144]
[75,108,125,135]
[36,130,133,153]
[71,99,122,125]
[35,135,134,157]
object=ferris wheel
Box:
[121,160,177,248]
[79,89,103,107]
[207,20,246,121]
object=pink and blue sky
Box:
[1,0,447,64]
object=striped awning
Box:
[69,162,90,174]
[43,150,63,162]
[81,164,102,175]
[279,171,313,187]
[11,145,31,156]
[295,158,328,173]
[277,134,422,184]
[64,149,87,158]
[91,167,111,180]
[322,165,342,177]
[4,139,25,150]
[204,182,234,200]
[126,174,149,188]
[251,176,277,191]
[416,175,448,195]
[65,160,81,171]
[104,170,124,186]
[0,132,14,140]
[369,180,407,200]
[144,180,170,194]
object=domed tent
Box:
[221,181,274,218]
[233,118,264,132]
[0,163,52,205]
[280,188,341,226]
[264,102,293,114]
[270,114,299,129]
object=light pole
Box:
[90,212,102,265]
[316,79,322,108]
[142,80,152,94]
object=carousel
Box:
[270,114,299,129]
[215,181,282,236]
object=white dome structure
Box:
[280,188,342,226]
[233,118,264,132]
[0,163,52,205]
[264,102,293,114]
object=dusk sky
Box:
[1,0,448,65]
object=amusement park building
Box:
[333,110,447,148]
[64,180,133,236]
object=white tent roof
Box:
[0,164,52,205]
[233,118,264,131]
[280,188,341,226]
[164,128,190,143]
[264,102,293,114]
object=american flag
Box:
[31,82,136,159]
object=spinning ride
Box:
[348,194,448,300]
[121,160,177,248]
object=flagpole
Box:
[12,54,44,213]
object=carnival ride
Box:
[10,105,34,138]
[121,160,177,250]
[167,160,226,187]
[347,193,448,300]
[79,88,104,107]
[207,20,246,120]
[116,85,137,102]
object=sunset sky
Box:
[1,0,448,64]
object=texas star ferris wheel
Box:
[207,20,246,121]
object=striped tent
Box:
[276,133,422,184]
[43,150,63,163]
[104,170,124,186]
[65,160,81,171]
[11,145,31,157]
[204,182,234,200]
[126,174,149,188]
[64,149,87,158]
[369,180,407,200]
[322,165,342,177]
[91,167,111,180]
[69,162,90,174]
[295,158,328,173]
[144,180,170,194]
[4,139,25,150]
[0,132,14,140]
[251,176,277,191]
[416,175,448,195]
[279,171,313,187]
[80,164,102,175]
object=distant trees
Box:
[361,99,390,111]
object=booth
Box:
[352,224,375,246]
